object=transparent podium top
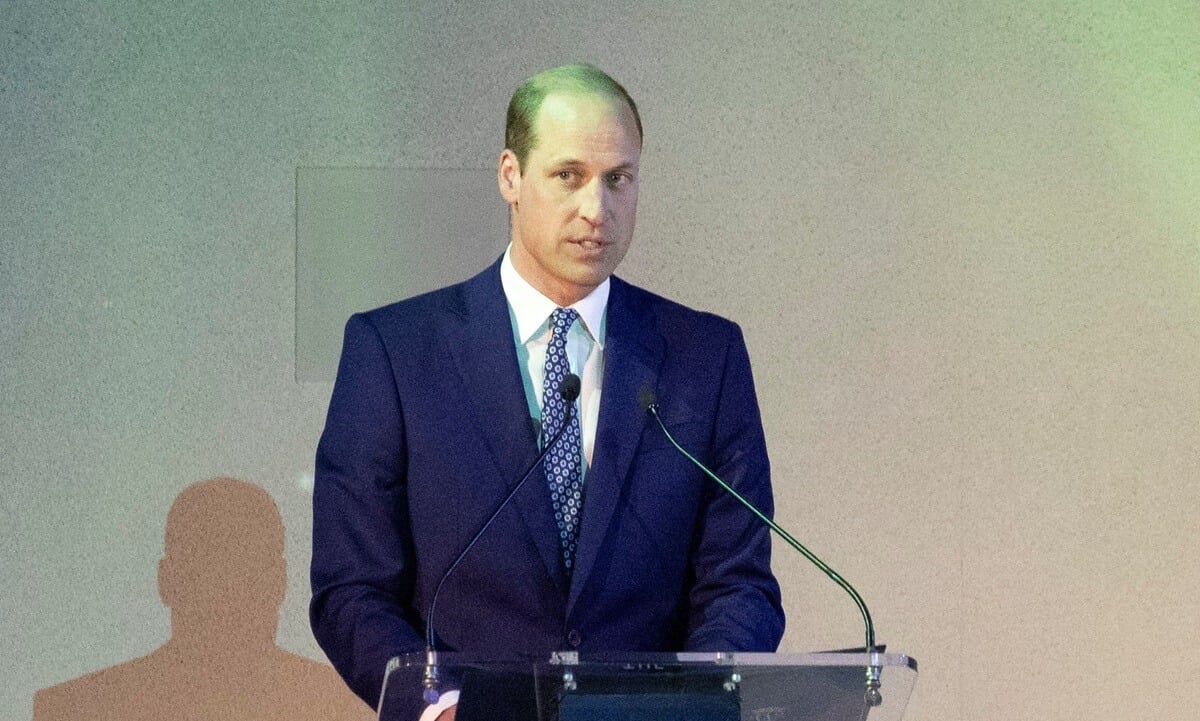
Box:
[379,651,917,721]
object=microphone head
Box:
[559,373,581,402]
[637,386,657,412]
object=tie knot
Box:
[551,307,578,335]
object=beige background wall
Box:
[3,2,1197,720]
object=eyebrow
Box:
[550,158,639,173]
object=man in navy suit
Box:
[310,64,784,720]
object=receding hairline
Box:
[535,90,642,138]
[505,63,643,168]
[519,63,641,127]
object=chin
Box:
[566,265,613,287]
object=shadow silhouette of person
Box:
[34,477,372,721]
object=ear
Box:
[498,149,521,207]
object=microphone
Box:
[420,374,583,704]
[638,388,883,708]
[559,373,582,407]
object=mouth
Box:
[569,237,607,251]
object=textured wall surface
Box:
[3,2,1198,720]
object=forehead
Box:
[528,92,641,166]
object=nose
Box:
[578,177,607,228]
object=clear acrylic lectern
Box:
[377,651,917,721]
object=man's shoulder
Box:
[611,275,742,337]
[351,261,501,336]
[33,649,166,720]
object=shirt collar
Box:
[500,244,608,346]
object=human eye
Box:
[554,168,581,185]
[604,171,632,189]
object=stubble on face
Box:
[500,92,641,306]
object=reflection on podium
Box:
[381,651,918,721]
[33,477,371,721]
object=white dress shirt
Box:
[499,245,607,474]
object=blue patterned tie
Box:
[542,307,584,572]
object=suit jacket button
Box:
[567,629,582,648]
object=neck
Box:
[169,609,278,653]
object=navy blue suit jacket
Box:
[310,259,784,708]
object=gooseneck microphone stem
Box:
[644,402,876,652]
[644,400,883,708]
[419,374,582,705]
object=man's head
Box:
[158,477,286,643]
[499,64,643,306]
[504,64,643,171]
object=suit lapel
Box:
[445,259,570,595]
[567,278,664,612]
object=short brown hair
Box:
[505,63,643,173]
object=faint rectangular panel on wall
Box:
[296,167,506,381]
